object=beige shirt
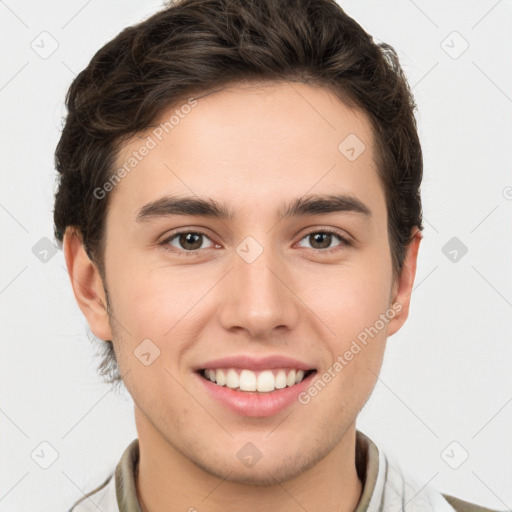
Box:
[69,430,500,512]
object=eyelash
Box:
[160,228,351,257]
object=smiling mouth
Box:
[198,367,316,393]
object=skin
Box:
[64,81,421,512]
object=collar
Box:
[72,429,458,511]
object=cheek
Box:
[300,272,390,416]
[107,265,216,375]
[304,258,393,340]
[109,264,199,328]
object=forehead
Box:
[110,81,385,223]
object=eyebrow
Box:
[136,193,372,222]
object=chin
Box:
[191,448,320,486]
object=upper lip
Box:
[195,355,316,372]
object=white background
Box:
[1,1,511,510]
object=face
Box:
[73,81,417,485]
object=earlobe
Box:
[63,228,113,341]
[386,228,422,337]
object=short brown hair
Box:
[54,0,423,381]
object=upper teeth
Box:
[203,368,306,392]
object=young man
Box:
[54,0,498,510]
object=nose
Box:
[218,243,300,339]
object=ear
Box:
[387,228,422,337]
[63,228,113,341]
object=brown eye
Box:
[165,231,215,253]
[308,232,333,249]
[178,233,203,250]
[297,229,350,253]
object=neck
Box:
[135,415,363,512]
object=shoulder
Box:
[442,493,502,512]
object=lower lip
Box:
[195,371,316,417]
